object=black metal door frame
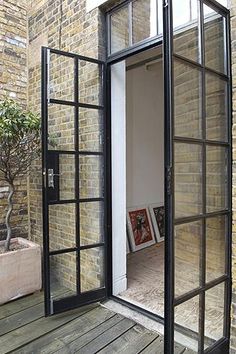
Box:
[163,0,232,353]
[41,0,232,351]
[41,47,108,316]
[106,0,232,353]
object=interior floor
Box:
[118,244,224,345]
[119,244,164,317]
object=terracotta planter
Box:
[0,237,42,305]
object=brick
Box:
[0,0,28,241]
[2,1,236,351]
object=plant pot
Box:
[0,237,42,305]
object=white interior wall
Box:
[126,62,164,208]
[111,58,164,296]
[111,61,127,295]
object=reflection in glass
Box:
[49,53,74,101]
[80,247,104,292]
[110,6,129,54]
[173,0,199,62]
[204,283,225,348]
[79,108,103,152]
[204,4,226,74]
[59,154,75,200]
[50,252,77,299]
[206,216,226,283]
[206,146,228,213]
[79,155,104,199]
[79,61,103,106]
[175,221,201,298]
[132,0,156,44]
[157,0,163,34]
[174,143,202,218]
[80,202,104,246]
[174,60,201,138]
[48,104,75,151]
[174,27,199,63]
[174,296,199,353]
[173,0,191,28]
[49,204,76,252]
[206,73,227,142]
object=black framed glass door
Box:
[163,0,231,353]
[42,47,107,315]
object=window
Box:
[107,0,229,56]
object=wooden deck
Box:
[0,290,194,354]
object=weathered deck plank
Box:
[0,302,44,336]
[13,307,116,354]
[0,303,98,354]
[0,288,67,321]
[140,336,187,354]
[55,314,125,354]
[75,317,136,353]
[0,292,196,354]
[0,291,44,320]
[98,324,159,354]
[0,288,70,336]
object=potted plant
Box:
[0,98,42,304]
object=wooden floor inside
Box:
[119,243,223,344]
[0,289,195,354]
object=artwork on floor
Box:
[149,204,165,242]
[127,206,156,252]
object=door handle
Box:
[48,168,61,188]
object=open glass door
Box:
[163,0,231,353]
[42,47,107,315]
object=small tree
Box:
[0,98,41,252]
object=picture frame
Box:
[126,236,131,254]
[149,203,165,243]
[127,206,156,252]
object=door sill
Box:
[102,296,199,352]
[110,295,164,324]
[101,295,165,337]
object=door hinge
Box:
[167,166,172,196]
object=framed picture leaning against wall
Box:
[127,206,156,252]
[149,203,165,243]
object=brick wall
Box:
[0,0,28,241]
[27,0,105,294]
[2,0,236,351]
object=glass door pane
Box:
[173,0,200,62]
[108,0,158,55]
[164,1,231,353]
[110,5,129,54]
[42,47,107,315]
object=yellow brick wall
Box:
[27,0,105,294]
[0,0,28,241]
[2,0,236,350]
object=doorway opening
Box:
[41,1,231,352]
[110,40,228,351]
[120,46,164,318]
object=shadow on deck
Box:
[0,289,194,353]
